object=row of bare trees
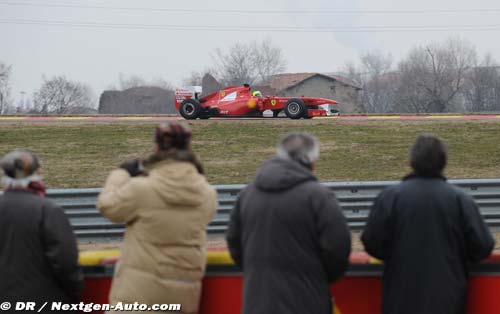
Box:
[1,40,286,114]
[3,37,500,114]
[345,36,500,113]
[183,40,287,87]
[210,40,287,86]
[0,66,98,114]
[32,76,96,114]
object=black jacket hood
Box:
[254,157,316,191]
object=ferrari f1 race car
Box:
[174,84,338,119]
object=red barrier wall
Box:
[83,275,500,314]
[81,253,500,314]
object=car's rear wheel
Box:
[284,99,306,119]
[180,99,201,120]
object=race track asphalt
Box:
[1,114,500,122]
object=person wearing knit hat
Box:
[97,121,217,314]
[0,150,82,310]
[0,149,45,195]
[119,121,204,176]
[155,121,192,150]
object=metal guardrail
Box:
[41,178,500,242]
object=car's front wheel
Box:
[284,99,306,119]
[180,99,201,120]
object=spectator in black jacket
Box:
[361,134,494,314]
[0,150,82,310]
[226,132,351,314]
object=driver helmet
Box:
[252,90,263,98]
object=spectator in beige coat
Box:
[98,121,217,314]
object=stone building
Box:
[98,86,176,114]
[255,73,362,113]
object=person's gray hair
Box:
[277,132,320,166]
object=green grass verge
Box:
[0,119,499,188]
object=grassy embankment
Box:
[2,119,500,251]
[0,119,499,188]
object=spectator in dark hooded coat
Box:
[362,134,494,314]
[0,150,82,310]
[226,132,351,314]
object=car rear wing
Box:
[174,86,202,109]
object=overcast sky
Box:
[2,0,500,104]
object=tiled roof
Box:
[269,73,318,91]
[268,72,362,92]
[322,73,362,89]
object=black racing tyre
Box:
[180,99,201,120]
[284,99,306,119]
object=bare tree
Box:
[462,54,500,112]
[252,40,287,83]
[0,62,12,114]
[343,52,397,113]
[33,76,96,114]
[364,52,395,112]
[343,62,363,87]
[211,40,287,86]
[211,43,255,86]
[397,37,477,113]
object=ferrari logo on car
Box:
[220,91,225,97]
[271,99,277,106]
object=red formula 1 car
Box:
[174,84,338,119]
